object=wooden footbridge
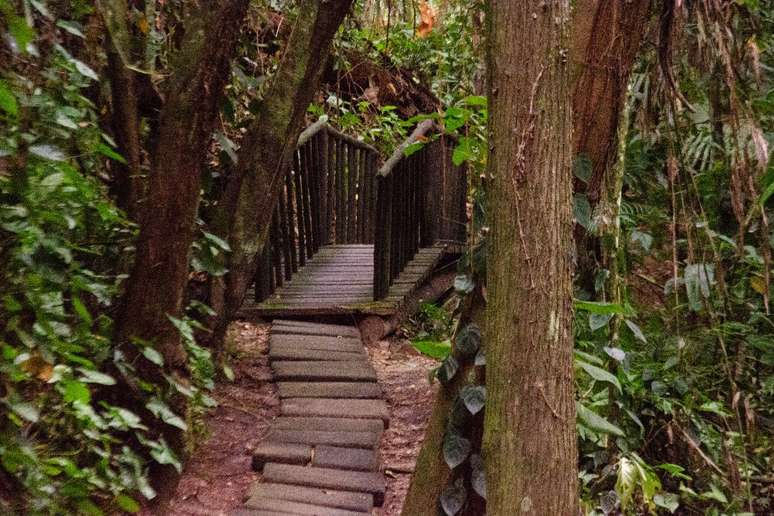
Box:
[233,121,467,514]
[239,118,467,317]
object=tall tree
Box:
[570,0,653,292]
[111,0,249,372]
[482,0,578,514]
[207,0,354,349]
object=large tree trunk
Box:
[482,1,578,514]
[207,0,353,349]
[570,0,652,291]
[401,2,651,512]
[113,1,248,369]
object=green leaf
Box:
[411,339,451,359]
[10,401,39,423]
[460,385,486,415]
[0,80,18,116]
[574,299,629,315]
[574,349,604,365]
[576,402,624,436]
[575,359,622,392]
[437,356,459,384]
[403,141,425,157]
[573,154,592,183]
[56,20,85,38]
[470,453,486,499]
[78,368,116,385]
[96,143,127,164]
[115,494,140,513]
[71,58,99,81]
[455,323,481,357]
[656,463,691,480]
[7,14,35,52]
[203,231,231,252]
[460,95,487,107]
[146,398,187,430]
[214,131,238,164]
[222,364,235,381]
[453,274,474,294]
[29,144,66,161]
[700,484,727,504]
[440,476,467,515]
[573,193,592,230]
[452,137,474,166]
[589,312,612,331]
[684,263,714,312]
[624,319,647,343]
[141,347,164,366]
[442,431,471,469]
[653,493,679,513]
[62,379,91,404]
[604,346,626,362]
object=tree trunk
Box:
[101,0,144,220]
[113,0,249,370]
[570,0,652,292]
[482,1,578,515]
[207,0,353,349]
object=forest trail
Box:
[236,319,388,515]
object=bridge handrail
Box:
[377,119,436,178]
[253,118,380,302]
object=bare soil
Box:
[154,321,277,516]
[154,320,437,516]
[366,336,438,516]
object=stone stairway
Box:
[235,319,388,515]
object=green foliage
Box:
[0,3,217,513]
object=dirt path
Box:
[155,320,437,515]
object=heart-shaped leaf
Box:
[470,454,486,499]
[460,385,486,415]
[456,323,481,357]
[443,431,471,469]
[440,477,467,515]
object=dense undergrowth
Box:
[1,0,772,514]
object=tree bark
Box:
[570,0,652,291]
[113,0,249,372]
[482,1,578,515]
[207,0,353,349]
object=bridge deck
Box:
[239,244,445,317]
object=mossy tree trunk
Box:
[482,0,578,514]
[108,1,249,497]
[207,0,354,350]
[401,3,651,513]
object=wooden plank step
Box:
[312,445,378,471]
[272,361,376,382]
[269,347,366,362]
[245,483,373,513]
[270,335,363,352]
[243,497,369,516]
[272,327,361,339]
[267,430,379,449]
[281,398,389,425]
[277,382,382,399]
[271,417,384,433]
[273,320,360,334]
[262,463,386,506]
[251,442,311,471]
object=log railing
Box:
[373,120,467,300]
[253,119,380,301]
[253,117,467,303]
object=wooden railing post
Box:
[374,173,392,299]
